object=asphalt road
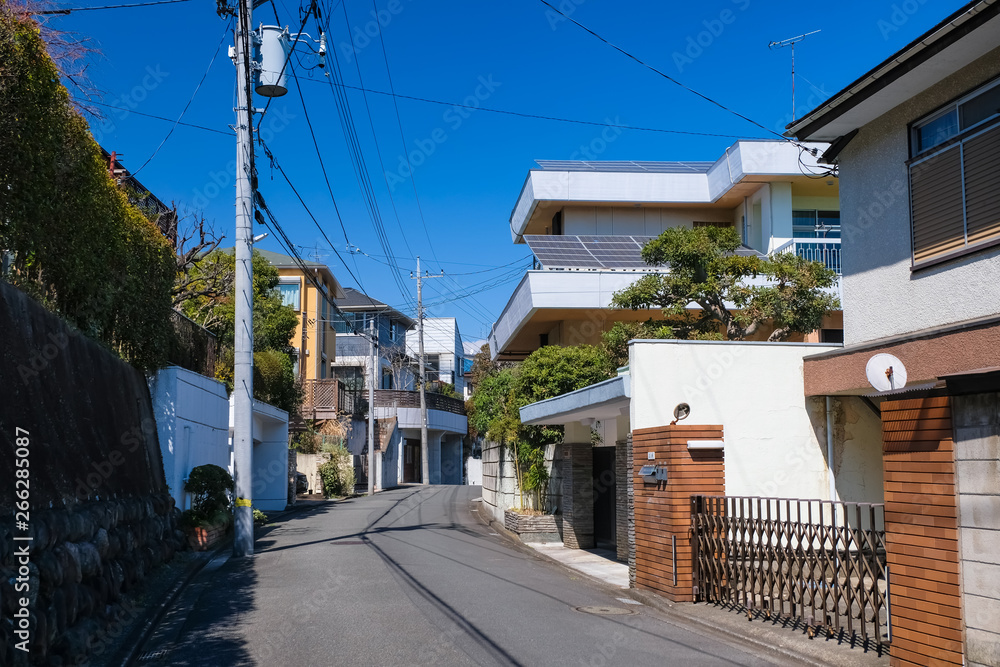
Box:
[138,486,788,666]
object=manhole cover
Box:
[574,605,636,616]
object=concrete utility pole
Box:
[232,0,255,558]
[410,257,443,485]
[368,317,376,496]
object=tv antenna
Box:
[768,30,820,122]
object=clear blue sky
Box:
[50,0,953,342]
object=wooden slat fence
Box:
[692,495,888,653]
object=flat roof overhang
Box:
[803,314,1000,396]
[520,374,630,426]
[788,1,1000,142]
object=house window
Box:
[338,366,365,391]
[909,77,1000,265]
[792,210,841,238]
[278,280,301,310]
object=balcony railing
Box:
[773,238,842,274]
[374,389,466,415]
[302,379,360,418]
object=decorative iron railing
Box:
[691,496,887,653]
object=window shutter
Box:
[962,124,1000,246]
[910,146,966,262]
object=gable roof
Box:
[334,288,415,327]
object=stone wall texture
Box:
[0,283,184,665]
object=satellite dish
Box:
[866,353,908,392]
[671,403,691,425]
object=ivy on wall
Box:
[0,8,175,370]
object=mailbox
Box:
[639,464,667,484]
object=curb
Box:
[119,539,231,667]
[119,501,331,666]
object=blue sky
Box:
[50,0,952,343]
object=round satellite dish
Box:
[672,403,691,423]
[866,353,907,392]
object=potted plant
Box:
[180,464,235,551]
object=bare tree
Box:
[384,345,415,391]
[172,212,231,326]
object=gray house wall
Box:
[836,45,1000,346]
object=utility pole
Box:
[232,0,255,558]
[367,317,376,496]
[768,30,820,121]
[410,257,443,485]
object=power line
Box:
[36,0,190,13]
[305,78,765,140]
[535,0,791,142]
[132,20,231,175]
[79,100,232,135]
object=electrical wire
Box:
[535,0,792,143]
[36,0,190,14]
[299,78,763,140]
[132,20,232,175]
[80,100,232,135]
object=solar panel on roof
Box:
[535,160,714,174]
[524,235,661,269]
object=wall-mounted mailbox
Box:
[687,440,725,451]
[640,464,667,484]
[639,464,656,478]
[655,466,668,482]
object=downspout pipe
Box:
[826,396,836,501]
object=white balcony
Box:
[773,238,842,274]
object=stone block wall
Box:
[953,392,1000,667]
[615,439,628,563]
[561,442,594,550]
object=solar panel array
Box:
[535,160,714,174]
[524,235,658,269]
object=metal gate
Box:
[691,496,888,652]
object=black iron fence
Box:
[691,496,888,652]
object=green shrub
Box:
[182,464,234,527]
[317,445,355,498]
[252,508,269,525]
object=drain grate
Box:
[137,650,169,662]
[574,605,636,616]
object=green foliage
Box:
[611,226,839,341]
[317,445,355,498]
[428,382,461,399]
[252,508,269,525]
[253,348,303,417]
[469,344,615,509]
[181,249,299,352]
[600,320,674,369]
[0,9,175,370]
[182,464,234,528]
[291,425,321,454]
[180,249,302,414]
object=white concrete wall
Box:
[296,453,325,495]
[148,367,230,511]
[563,206,733,237]
[379,424,401,490]
[251,402,290,511]
[628,340,882,502]
[467,457,483,486]
[836,47,1000,346]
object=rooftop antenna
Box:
[768,30,820,121]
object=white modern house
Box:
[407,317,468,397]
[489,140,844,360]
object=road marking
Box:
[617,598,643,605]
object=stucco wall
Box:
[148,366,230,511]
[629,340,881,502]
[837,46,1000,346]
